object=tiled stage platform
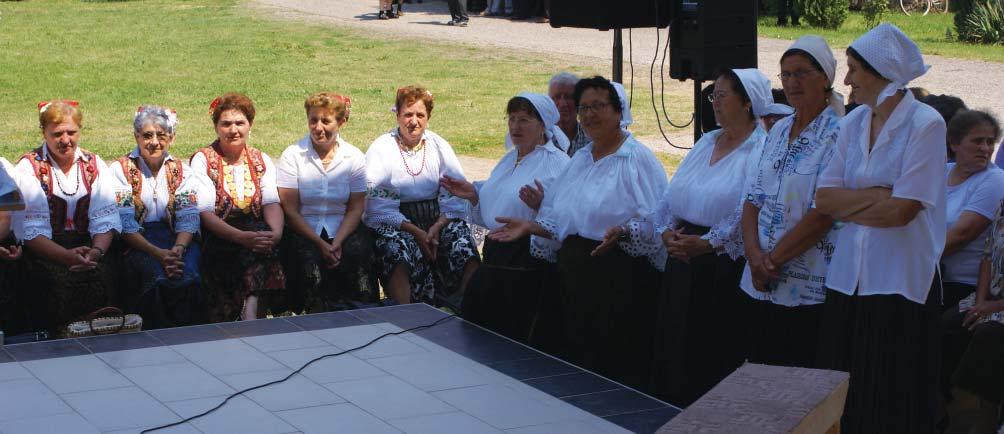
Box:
[0,304,680,434]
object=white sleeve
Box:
[276,146,298,190]
[13,159,50,241]
[432,135,469,220]
[173,164,203,234]
[364,138,407,230]
[617,146,669,270]
[87,157,123,236]
[891,116,947,208]
[109,161,141,234]
[349,153,367,193]
[190,153,217,214]
[259,153,280,206]
[965,170,1004,220]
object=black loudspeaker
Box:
[670,1,758,82]
[549,0,671,30]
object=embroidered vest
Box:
[21,147,100,235]
[194,141,266,221]
[118,154,184,230]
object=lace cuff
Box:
[21,213,51,241]
[530,217,561,263]
[654,214,682,236]
[618,219,666,271]
[174,212,200,234]
[701,202,745,260]
[119,210,142,234]
[89,220,119,236]
[89,204,122,236]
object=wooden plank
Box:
[657,363,849,434]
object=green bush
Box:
[798,0,850,29]
[861,0,888,28]
[958,0,1004,44]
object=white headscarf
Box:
[784,35,845,116]
[504,92,570,152]
[612,81,633,132]
[849,23,930,106]
[731,68,775,117]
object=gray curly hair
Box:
[133,105,178,135]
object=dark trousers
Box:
[777,0,799,25]
[447,0,468,21]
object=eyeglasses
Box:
[778,69,819,81]
[140,131,171,142]
[707,91,731,103]
[576,102,610,115]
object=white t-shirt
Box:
[942,163,1004,285]
[532,134,668,263]
[277,135,367,237]
[190,147,281,214]
[109,149,205,234]
[14,146,122,240]
[364,129,468,230]
[472,142,569,230]
[817,91,947,304]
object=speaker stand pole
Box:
[694,79,703,143]
[612,28,623,84]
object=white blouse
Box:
[190,148,281,214]
[942,163,1004,285]
[14,145,122,241]
[741,107,841,307]
[0,158,20,240]
[817,91,947,304]
[472,142,570,230]
[110,149,205,235]
[532,135,669,263]
[364,129,468,230]
[647,126,767,269]
[277,135,367,237]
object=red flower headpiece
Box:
[208,96,222,116]
[38,100,79,113]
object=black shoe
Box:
[387,11,399,18]
[378,11,389,19]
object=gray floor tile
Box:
[22,354,132,394]
[62,386,179,432]
[171,339,286,376]
[504,420,633,434]
[309,324,427,359]
[166,395,297,434]
[242,331,329,353]
[104,423,202,434]
[389,412,505,434]
[367,351,491,392]
[323,376,455,420]
[432,383,583,430]
[0,413,100,434]
[0,378,74,422]
[267,346,386,384]
[119,362,234,402]
[96,347,187,370]
[276,403,403,434]
[0,362,33,383]
[219,369,345,412]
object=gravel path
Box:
[252,0,1004,177]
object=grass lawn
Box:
[758,11,1004,63]
[0,0,686,169]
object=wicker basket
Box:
[66,307,143,338]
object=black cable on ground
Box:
[648,0,692,150]
[141,314,459,433]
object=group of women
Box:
[0,22,1002,433]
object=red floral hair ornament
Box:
[37,100,79,113]
[208,96,222,117]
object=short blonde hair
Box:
[304,92,350,122]
[38,101,82,130]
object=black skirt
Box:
[280,225,378,314]
[0,235,34,335]
[952,321,1004,403]
[556,235,660,393]
[461,237,556,344]
[649,222,747,407]
[817,286,941,434]
[744,298,823,369]
[940,281,976,397]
